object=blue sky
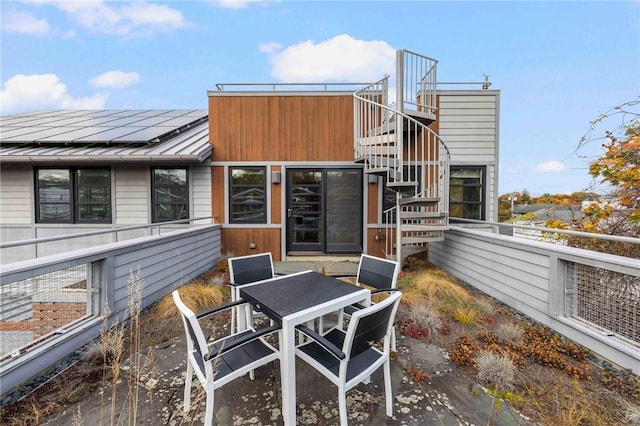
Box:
[1,1,638,197]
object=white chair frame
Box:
[173,290,280,425]
[338,254,401,351]
[295,291,402,425]
[227,252,275,332]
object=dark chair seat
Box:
[296,291,402,425]
[173,291,281,424]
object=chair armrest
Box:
[196,299,248,319]
[205,324,281,360]
[370,288,402,296]
[296,325,345,360]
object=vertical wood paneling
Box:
[367,180,379,223]
[211,166,225,224]
[271,166,282,224]
[209,94,354,162]
[221,228,282,260]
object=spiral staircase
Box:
[354,50,450,264]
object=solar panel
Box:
[0,109,208,144]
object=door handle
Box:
[287,208,292,218]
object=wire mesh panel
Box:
[0,264,95,361]
[565,261,639,345]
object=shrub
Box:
[475,351,516,391]
[152,280,226,321]
[405,302,442,338]
[494,321,524,344]
[449,335,479,366]
[453,305,481,326]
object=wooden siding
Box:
[0,164,32,224]
[192,165,212,220]
[211,166,226,223]
[221,228,282,260]
[271,166,282,224]
[209,94,354,162]
[115,166,149,224]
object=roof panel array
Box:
[0,109,208,145]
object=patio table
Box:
[239,270,370,426]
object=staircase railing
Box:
[397,49,438,117]
[354,57,450,261]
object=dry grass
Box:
[397,264,640,426]
[475,351,516,391]
[412,267,472,302]
[151,280,227,321]
[405,302,442,337]
[494,321,524,344]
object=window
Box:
[36,168,111,223]
[152,168,189,222]
[449,167,485,220]
[229,167,266,223]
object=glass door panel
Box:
[325,170,362,253]
[287,170,322,252]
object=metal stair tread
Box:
[387,181,418,188]
[399,211,448,219]
[400,224,449,231]
[402,236,445,244]
[398,197,439,206]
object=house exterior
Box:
[0,109,213,263]
[209,50,500,262]
[0,50,500,265]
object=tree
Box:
[553,98,640,258]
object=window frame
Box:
[35,167,112,224]
[151,167,190,223]
[229,166,267,224]
[449,166,486,220]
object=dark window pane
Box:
[77,169,111,222]
[37,169,72,222]
[449,167,485,220]
[152,168,189,222]
[230,167,266,223]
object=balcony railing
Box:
[429,220,640,375]
[0,223,222,399]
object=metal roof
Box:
[0,110,212,163]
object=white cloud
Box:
[534,161,567,173]
[266,34,396,82]
[90,70,140,88]
[1,10,51,35]
[47,1,188,37]
[1,74,108,114]
[259,42,282,53]
[209,0,270,9]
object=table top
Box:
[239,271,366,321]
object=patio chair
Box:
[295,291,402,425]
[338,254,401,351]
[172,290,281,425]
[228,252,276,332]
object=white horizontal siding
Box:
[192,165,212,220]
[0,164,32,224]
[114,167,149,224]
[439,91,499,221]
